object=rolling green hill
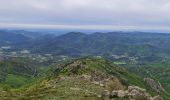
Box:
[0,30,170,100]
[0,58,45,88]
[25,32,170,60]
[0,58,166,100]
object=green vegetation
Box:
[0,58,163,100]
[126,62,170,98]
[0,58,47,88]
[4,74,34,88]
[1,31,170,99]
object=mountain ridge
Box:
[0,58,164,100]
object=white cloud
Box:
[0,0,170,30]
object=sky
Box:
[0,0,170,31]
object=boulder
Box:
[101,85,163,100]
[151,96,164,100]
[144,78,164,93]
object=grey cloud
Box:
[0,0,170,30]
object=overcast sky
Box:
[0,0,170,31]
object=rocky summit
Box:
[0,58,164,100]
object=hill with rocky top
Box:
[0,58,164,100]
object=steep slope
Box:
[0,58,164,100]
[0,58,43,88]
[126,62,170,98]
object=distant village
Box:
[0,46,70,63]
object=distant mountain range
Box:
[1,30,170,99]
[1,30,170,61]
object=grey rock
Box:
[144,78,164,93]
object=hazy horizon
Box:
[1,0,170,32]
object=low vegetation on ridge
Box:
[0,58,165,100]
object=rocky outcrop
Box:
[52,59,165,100]
[144,78,165,93]
[101,86,163,100]
[151,96,164,100]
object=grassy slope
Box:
[125,62,170,99]
[0,58,161,100]
[0,58,47,89]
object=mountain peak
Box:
[53,58,127,76]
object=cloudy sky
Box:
[0,0,170,31]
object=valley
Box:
[1,0,170,99]
[0,30,170,99]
